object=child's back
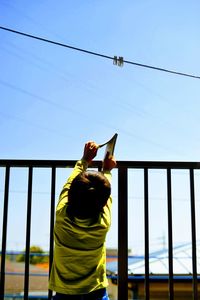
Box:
[49,141,116,300]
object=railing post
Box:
[48,166,56,300]
[167,168,174,300]
[24,167,33,300]
[118,166,128,300]
[0,166,10,300]
[144,168,149,300]
[189,169,198,300]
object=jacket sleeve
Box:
[102,170,112,184]
[56,159,88,212]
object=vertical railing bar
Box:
[24,167,33,300]
[167,168,174,300]
[48,166,56,300]
[189,168,198,300]
[0,166,10,300]
[118,167,128,300]
[144,168,150,300]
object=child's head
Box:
[68,171,111,219]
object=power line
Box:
[0,25,200,80]
[0,26,112,61]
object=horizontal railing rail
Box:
[0,159,200,300]
[1,159,200,168]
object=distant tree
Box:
[16,245,49,264]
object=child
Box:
[49,141,117,300]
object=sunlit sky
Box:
[0,1,200,253]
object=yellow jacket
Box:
[49,160,112,295]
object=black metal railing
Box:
[0,159,200,300]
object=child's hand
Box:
[102,153,117,171]
[82,141,98,163]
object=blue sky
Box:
[1,0,200,161]
[1,1,200,252]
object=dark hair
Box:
[67,171,111,219]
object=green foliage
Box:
[16,253,24,263]
[16,245,49,265]
[6,254,14,262]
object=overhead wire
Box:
[2,37,197,150]
[0,109,73,140]
[0,26,198,156]
[0,79,181,153]
[0,43,185,156]
[0,26,200,80]
[1,39,98,93]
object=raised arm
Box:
[102,152,117,184]
[82,141,99,164]
[102,153,117,172]
[57,141,99,210]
